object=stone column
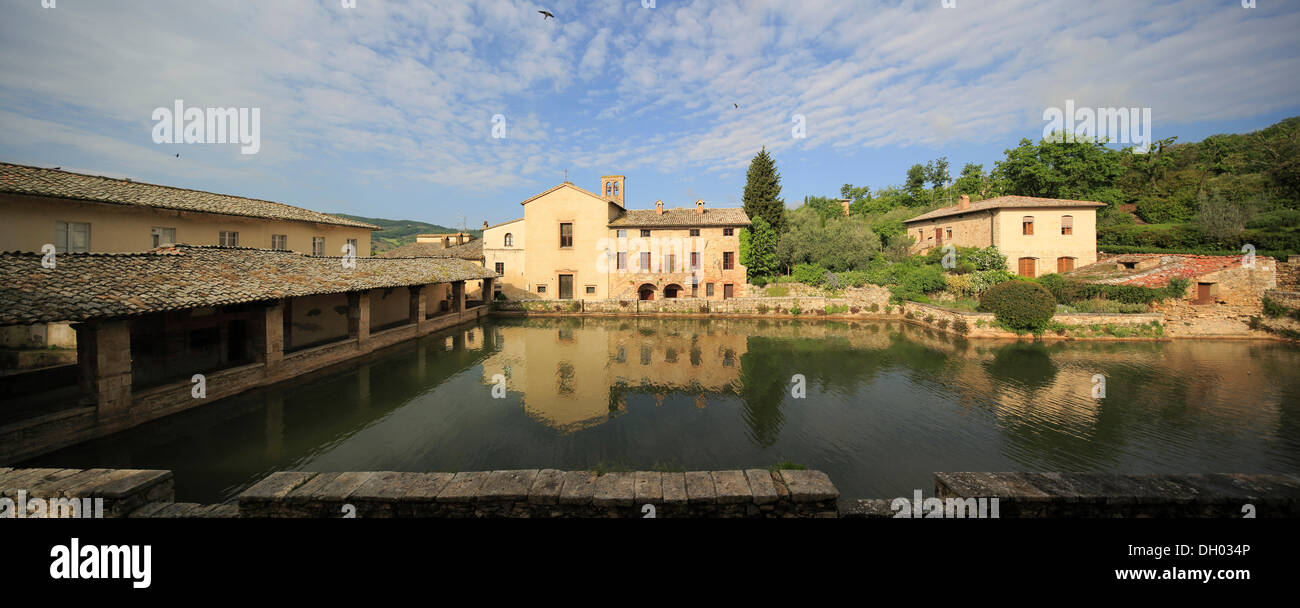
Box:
[452,281,466,315]
[482,278,494,304]
[410,285,428,331]
[73,320,133,420]
[348,290,371,349]
[251,300,285,370]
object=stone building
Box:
[0,245,498,463]
[1067,253,1278,336]
[0,162,377,256]
[904,195,1105,277]
[482,176,751,301]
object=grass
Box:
[591,461,631,475]
[768,460,807,471]
[765,285,789,297]
[650,461,686,473]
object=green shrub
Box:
[953,319,970,335]
[1071,298,1151,314]
[888,264,947,303]
[789,304,802,315]
[792,263,828,286]
[840,271,869,287]
[979,281,1057,333]
[756,304,770,314]
[945,273,976,299]
[1263,296,1287,318]
[750,275,771,288]
[825,304,849,315]
[971,269,1014,294]
[1038,273,1189,305]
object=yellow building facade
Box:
[904,195,1104,277]
[484,176,751,301]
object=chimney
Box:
[840,199,851,216]
[655,200,664,215]
[695,199,705,214]
[959,194,970,210]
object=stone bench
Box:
[237,469,840,518]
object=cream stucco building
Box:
[904,194,1105,277]
[483,176,751,300]
[0,162,377,257]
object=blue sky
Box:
[2,0,1299,229]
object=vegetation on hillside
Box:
[328,213,482,255]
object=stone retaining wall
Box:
[237,469,840,518]
[899,302,1166,340]
[0,466,176,517]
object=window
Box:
[585,285,596,295]
[312,237,325,256]
[1061,215,1073,236]
[690,252,700,269]
[605,182,612,196]
[616,252,627,270]
[495,262,505,274]
[504,233,513,246]
[663,254,676,273]
[1017,257,1037,278]
[723,251,735,270]
[56,221,90,253]
[270,234,287,250]
[559,223,573,248]
[723,228,734,236]
[689,228,700,237]
[1022,216,1034,236]
[219,231,239,247]
[640,251,651,272]
[641,229,651,238]
[616,229,627,238]
[946,228,953,239]
[346,238,358,255]
[1057,257,1075,273]
[537,285,547,294]
[706,283,715,297]
[152,227,176,248]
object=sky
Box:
[1,0,1299,229]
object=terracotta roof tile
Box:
[379,239,483,261]
[904,195,1106,223]
[0,245,496,326]
[0,162,379,230]
[609,207,750,228]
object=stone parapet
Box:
[237,469,840,518]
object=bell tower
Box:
[601,175,625,207]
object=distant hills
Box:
[329,213,483,254]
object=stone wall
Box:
[0,467,175,518]
[899,301,1166,340]
[933,471,1300,518]
[495,287,893,320]
[238,469,840,518]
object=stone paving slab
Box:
[634,471,663,503]
[239,471,318,502]
[400,472,456,501]
[528,469,565,505]
[745,469,778,505]
[593,472,636,507]
[777,470,838,502]
[559,471,597,505]
[478,470,539,501]
[711,471,751,504]
[684,472,716,504]
[661,473,687,505]
[436,472,486,503]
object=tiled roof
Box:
[380,238,483,261]
[0,162,380,230]
[485,217,524,230]
[1069,254,1258,287]
[0,245,496,326]
[520,182,614,206]
[904,195,1106,223]
[609,207,751,228]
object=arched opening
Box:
[663,284,683,299]
[638,284,657,301]
[504,233,513,246]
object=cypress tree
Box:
[742,147,786,233]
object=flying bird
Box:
[538,10,554,20]
[733,103,739,109]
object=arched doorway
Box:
[638,284,657,300]
[663,284,683,299]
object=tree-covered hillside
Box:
[328,213,483,255]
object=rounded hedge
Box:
[979,280,1056,332]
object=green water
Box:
[24,317,1300,503]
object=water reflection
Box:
[24,317,1300,503]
